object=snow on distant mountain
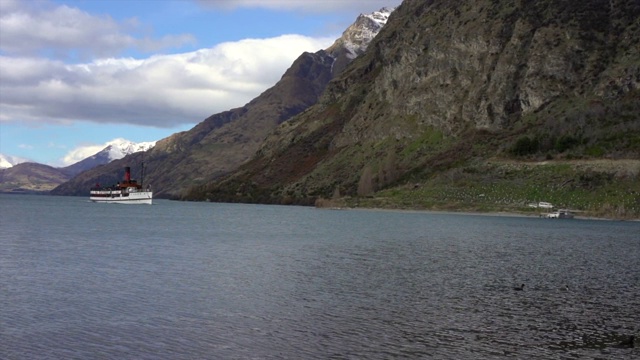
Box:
[62,138,156,176]
[0,154,30,169]
[103,138,156,161]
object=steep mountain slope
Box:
[52,8,394,198]
[186,0,640,217]
[51,51,336,197]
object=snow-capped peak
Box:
[362,7,395,31]
[101,138,156,161]
[326,7,395,60]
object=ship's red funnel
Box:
[124,167,131,182]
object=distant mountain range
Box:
[0,139,155,193]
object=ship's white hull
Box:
[90,190,153,204]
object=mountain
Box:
[51,8,395,198]
[0,162,70,193]
[0,139,156,192]
[183,0,640,218]
[326,7,394,76]
[62,139,156,177]
[101,138,156,161]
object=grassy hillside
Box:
[343,159,640,219]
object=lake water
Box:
[1,194,638,359]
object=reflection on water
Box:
[1,195,639,359]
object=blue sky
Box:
[0,0,401,167]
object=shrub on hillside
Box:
[510,136,539,156]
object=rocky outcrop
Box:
[326,0,640,136]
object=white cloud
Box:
[0,153,31,168]
[0,0,389,130]
[0,0,195,58]
[62,143,107,165]
[0,34,334,128]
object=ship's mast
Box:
[140,154,145,188]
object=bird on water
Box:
[617,335,635,348]
[513,284,525,291]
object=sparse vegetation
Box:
[348,160,640,220]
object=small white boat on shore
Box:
[545,209,574,219]
[90,166,152,204]
[529,201,554,209]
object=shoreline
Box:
[319,205,639,222]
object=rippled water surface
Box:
[1,194,639,359]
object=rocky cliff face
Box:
[186,0,639,204]
[52,8,393,198]
[325,0,639,136]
